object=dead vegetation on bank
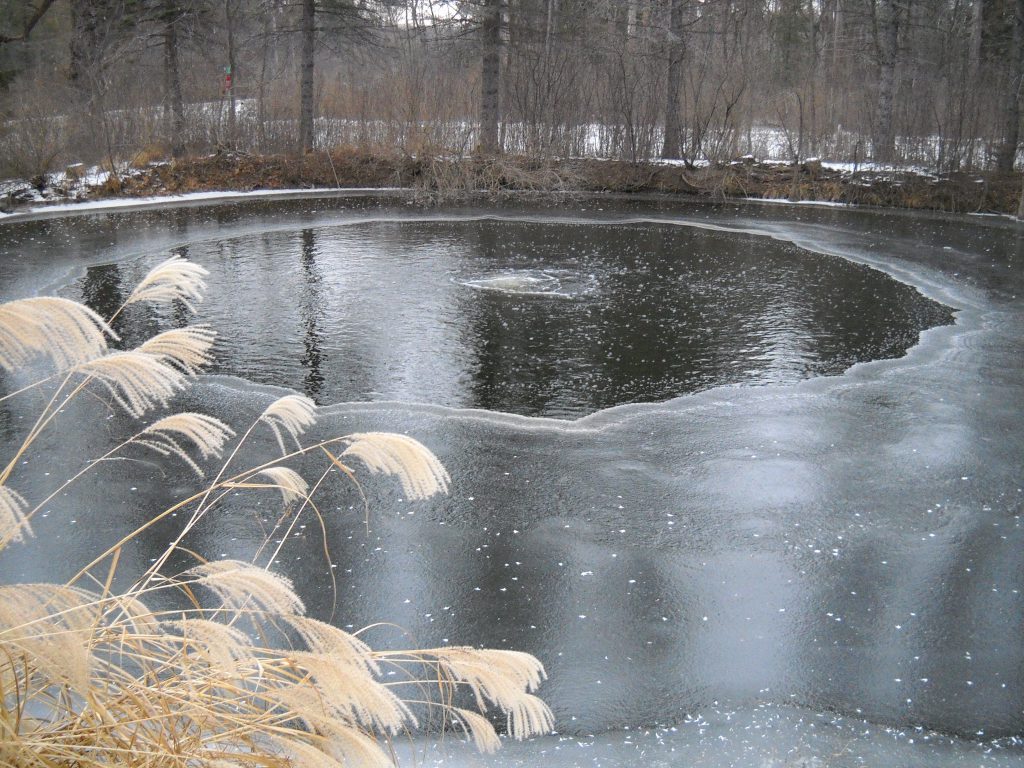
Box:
[22,148,1024,215]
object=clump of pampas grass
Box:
[0,255,553,766]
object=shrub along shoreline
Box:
[8,149,1024,216]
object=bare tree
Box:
[299,0,315,153]
[480,0,502,153]
[662,0,686,159]
[161,0,187,157]
[872,0,901,163]
[996,0,1023,171]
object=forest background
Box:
[1,0,1022,210]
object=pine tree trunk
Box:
[996,0,1023,171]
[257,13,271,152]
[298,0,315,154]
[544,0,557,58]
[480,0,501,154]
[970,0,984,74]
[225,0,238,147]
[163,0,185,158]
[874,0,899,163]
[661,0,685,159]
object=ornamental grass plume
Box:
[0,296,114,371]
[120,254,209,314]
[0,255,553,767]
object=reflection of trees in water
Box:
[168,246,193,329]
[79,247,195,351]
[80,263,127,339]
[0,398,14,443]
[458,221,598,417]
[299,229,327,402]
[458,225,732,415]
[462,292,563,417]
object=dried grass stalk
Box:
[0,296,114,372]
[76,350,188,417]
[124,255,209,312]
[452,707,503,753]
[260,395,318,454]
[0,583,100,693]
[134,412,235,476]
[341,432,451,501]
[429,647,554,739]
[0,287,554,767]
[137,326,216,374]
[283,652,415,733]
[0,485,31,543]
[186,560,305,615]
[164,617,253,674]
[256,466,310,506]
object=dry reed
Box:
[0,254,553,766]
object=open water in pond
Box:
[68,219,951,418]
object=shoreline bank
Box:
[4,150,1023,217]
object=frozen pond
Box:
[0,195,1022,765]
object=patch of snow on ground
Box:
[0,187,408,220]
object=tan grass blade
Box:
[76,350,187,417]
[102,590,161,633]
[504,692,555,740]
[124,255,209,312]
[430,647,553,739]
[0,296,115,372]
[259,395,317,454]
[165,618,253,674]
[186,560,305,616]
[134,412,235,476]
[452,707,502,753]
[0,583,99,634]
[0,485,31,543]
[0,584,99,693]
[318,723,397,768]
[341,432,451,501]
[282,615,376,672]
[255,466,309,506]
[265,734,350,768]
[137,326,216,374]
[278,652,415,734]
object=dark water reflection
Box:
[69,220,952,418]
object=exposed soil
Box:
[15,148,1024,215]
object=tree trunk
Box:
[163,0,185,158]
[257,12,271,152]
[0,0,58,46]
[874,0,899,164]
[996,0,1023,171]
[298,0,315,154]
[69,0,100,91]
[970,0,984,74]
[544,0,557,58]
[480,0,501,154]
[225,0,238,146]
[661,0,685,159]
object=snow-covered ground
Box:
[0,187,409,220]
